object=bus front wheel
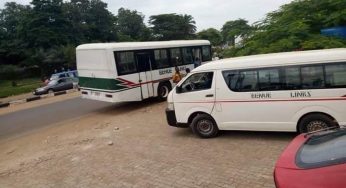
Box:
[157,82,171,101]
[191,114,219,138]
[298,113,338,133]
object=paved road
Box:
[0,98,113,140]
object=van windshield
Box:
[296,129,346,169]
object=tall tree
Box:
[116,8,150,41]
[149,13,196,40]
[0,2,31,64]
[221,19,252,46]
[197,28,223,46]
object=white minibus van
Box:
[166,48,346,138]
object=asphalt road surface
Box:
[0,98,113,140]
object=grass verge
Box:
[0,78,42,98]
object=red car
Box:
[274,128,346,188]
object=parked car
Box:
[34,77,78,95]
[50,70,78,80]
[274,128,346,188]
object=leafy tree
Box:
[0,2,31,65]
[116,8,150,41]
[149,13,196,40]
[197,28,223,46]
[221,19,252,46]
[224,0,346,57]
[63,0,117,44]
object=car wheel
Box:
[298,114,338,133]
[48,89,54,95]
[191,114,219,138]
[157,82,171,101]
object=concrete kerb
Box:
[1,89,78,108]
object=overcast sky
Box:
[0,0,293,31]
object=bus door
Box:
[192,47,202,68]
[136,51,155,99]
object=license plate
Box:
[91,91,100,96]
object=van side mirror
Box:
[176,86,182,94]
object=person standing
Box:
[172,66,182,84]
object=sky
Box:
[0,0,294,31]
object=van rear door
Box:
[173,71,216,123]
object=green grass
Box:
[0,78,42,98]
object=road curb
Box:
[1,89,78,108]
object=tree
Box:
[63,0,117,44]
[224,0,346,57]
[0,2,31,65]
[116,8,150,41]
[221,19,252,46]
[149,13,196,40]
[197,28,222,46]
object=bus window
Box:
[284,67,301,90]
[258,68,281,91]
[202,46,211,61]
[154,49,170,69]
[170,48,183,66]
[192,47,202,61]
[301,65,325,89]
[182,47,193,65]
[325,63,346,88]
[115,51,137,75]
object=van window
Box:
[223,70,258,92]
[237,70,258,92]
[170,48,183,66]
[284,67,301,90]
[115,51,137,75]
[180,72,214,93]
[301,65,325,89]
[325,63,346,88]
[258,68,281,91]
[154,49,170,69]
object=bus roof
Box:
[76,40,210,51]
[194,48,346,72]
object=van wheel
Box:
[157,82,171,101]
[191,114,219,138]
[298,114,338,133]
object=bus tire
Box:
[157,82,171,101]
[298,113,338,133]
[190,114,219,138]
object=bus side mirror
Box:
[176,86,182,94]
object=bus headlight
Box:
[167,102,174,111]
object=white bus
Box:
[166,48,346,138]
[76,40,211,102]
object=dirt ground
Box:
[0,97,294,188]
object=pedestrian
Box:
[43,76,49,85]
[172,66,182,84]
[185,68,191,75]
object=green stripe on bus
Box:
[79,77,128,91]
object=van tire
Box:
[190,114,219,138]
[298,114,338,133]
[157,82,171,101]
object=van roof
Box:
[76,40,210,51]
[194,48,346,72]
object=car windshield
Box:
[296,129,346,169]
[48,80,58,86]
[50,75,59,80]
